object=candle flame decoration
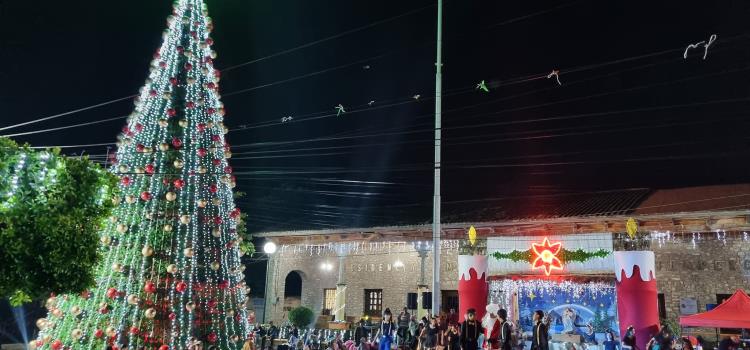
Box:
[626,218,638,240]
[468,226,477,246]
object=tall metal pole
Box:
[431,0,443,315]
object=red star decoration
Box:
[531,237,563,276]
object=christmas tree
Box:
[31,0,249,349]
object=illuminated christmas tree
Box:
[32,0,250,349]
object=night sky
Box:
[1,0,750,344]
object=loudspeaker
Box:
[407,293,418,310]
[422,292,432,310]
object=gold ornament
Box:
[212,197,221,205]
[71,329,83,340]
[626,218,638,240]
[111,263,123,272]
[52,308,63,318]
[118,165,129,173]
[197,199,208,208]
[158,119,169,127]
[141,245,154,257]
[183,247,194,257]
[111,196,121,205]
[212,228,221,238]
[116,223,128,233]
[173,159,185,169]
[163,224,173,232]
[127,294,140,305]
[100,236,112,245]
[125,195,137,204]
[159,143,170,151]
[166,192,177,201]
[180,215,191,224]
[468,226,477,246]
[36,318,48,330]
[224,150,232,158]
[134,166,144,174]
[197,166,207,174]
[210,261,220,271]
[143,146,153,154]
[179,119,189,128]
[45,297,57,309]
[166,264,178,274]
[70,305,81,316]
[106,327,116,337]
[144,308,157,319]
[109,215,118,223]
[185,302,195,311]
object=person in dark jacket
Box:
[460,309,484,350]
[498,309,512,350]
[623,326,637,350]
[530,310,548,350]
[355,319,370,347]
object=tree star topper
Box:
[531,237,563,276]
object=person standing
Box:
[623,326,637,350]
[445,323,461,350]
[603,331,620,350]
[460,309,484,350]
[483,305,501,350]
[380,308,397,350]
[399,308,412,347]
[530,311,548,350]
[497,309,511,350]
[355,319,370,347]
[447,309,459,327]
[421,317,439,350]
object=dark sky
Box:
[1,0,750,236]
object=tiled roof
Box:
[635,184,750,215]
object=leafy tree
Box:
[0,137,118,305]
[288,306,315,328]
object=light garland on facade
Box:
[276,240,461,256]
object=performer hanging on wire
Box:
[379,308,396,350]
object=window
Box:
[322,289,336,315]
[657,293,667,320]
[364,289,383,316]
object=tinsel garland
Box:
[491,248,610,263]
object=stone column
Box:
[335,254,347,321]
[614,251,659,350]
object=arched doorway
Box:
[283,271,304,311]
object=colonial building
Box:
[257,184,750,329]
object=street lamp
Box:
[263,241,277,323]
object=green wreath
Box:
[491,248,610,264]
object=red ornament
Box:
[218,280,229,289]
[145,164,155,174]
[173,178,185,189]
[153,52,161,60]
[209,184,218,193]
[207,107,216,115]
[169,77,178,85]
[185,101,195,109]
[135,123,144,132]
[214,217,223,225]
[162,177,170,185]
[197,148,208,157]
[149,90,157,97]
[130,327,139,335]
[136,144,145,152]
[140,191,152,201]
[168,312,177,320]
[176,46,184,53]
[95,329,104,338]
[80,290,91,299]
[171,137,183,149]
[106,288,118,299]
[190,30,197,38]
[197,123,207,132]
[224,166,233,174]
[184,63,193,71]
[207,299,218,308]
[230,208,241,219]
[206,82,216,90]
[159,346,170,350]
[207,332,218,343]
[159,61,167,68]
[167,108,177,117]
[99,306,109,314]
[214,69,221,78]
[211,134,221,142]
[212,159,221,166]
[144,281,156,294]
[121,177,131,186]
[175,281,187,293]
[51,340,62,350]
[205,38,215,46]
[204,57,214,65]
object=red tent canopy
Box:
[679,289,750,329]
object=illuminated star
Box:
[528,291,536,301]
[412,94,421,100]
[531,237,563,276]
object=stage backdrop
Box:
[488,233,615,276]
[490,279,619,341]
